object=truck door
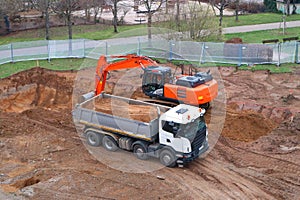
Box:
[160,120,188,153]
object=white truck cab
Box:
[158,104,208,166]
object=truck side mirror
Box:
[172,126,178,134]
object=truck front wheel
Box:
[86,131,102,147]
[160,149,177,167]
[102,136,118,152]
[133,144,149,160]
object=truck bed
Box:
[73,93,170,141]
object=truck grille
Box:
[191,128,206,153]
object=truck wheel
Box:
[160,149,177,168]
[133,144,149,160]
[200,102,210,110]
[86,131,102,147]
[102,135,118,152]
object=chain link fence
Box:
[0,38,299,66]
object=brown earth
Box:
[0,67,300,199]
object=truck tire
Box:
[160,149,177,168]
[86,131,102,147]
[200,102,210,110]
[133,144,149,160]
[102,135,118,152]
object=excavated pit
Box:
[0,67,300,199]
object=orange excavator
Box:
[95,54,218,108]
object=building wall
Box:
[276,1,300,14]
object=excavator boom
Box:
[95,54,158,95]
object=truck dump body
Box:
[73,93,169,142]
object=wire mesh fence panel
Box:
[138,39,170,59]
[83,40,103,57]
[49,39,85,59]
[107,42,139,55]
[201,42,234,64]
[264,43,280,65]
[0,44,12,64]
[0,39,299,67]
[171,41,203,62]
[84,41,107,60]
[280,41,297,64]
[240,43,275,65]
[11,40,48,62]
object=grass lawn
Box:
[1,13,299,45]
[0,24,146,45]
[222,13,300,27]
[224,27,300,43]
[239,63,296,73]
[0,58,98,78]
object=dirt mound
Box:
[221,105,277,142]
[0,68,75,112]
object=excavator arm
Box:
[95,54,158,95]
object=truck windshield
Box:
[175,118,206,142]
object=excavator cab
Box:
[142,66,172,98]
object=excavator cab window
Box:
[142,72,164,97]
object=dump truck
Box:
[73,93,209,167]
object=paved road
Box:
[223,20,300,34]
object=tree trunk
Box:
[113,0,118,33]
[235,0,239,21]
[175,0,180,28]
[147,12,152,40]
[286,0,290,16]
[45,0,50,40]
[67,12,72,39]
[219,6,223,34]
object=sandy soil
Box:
[0,67,300,199]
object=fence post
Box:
[200,42,206,64]
[47,40,51,62]
[277,43,281,67]
[295,41,299,63]
[137,37,141,56]
[83,39,86,58]
[238,44,243,67]
[169,41,173,61]
[105,41,108,56]
[10,43,14,63]
[68,39,73,57]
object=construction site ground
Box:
[0,65,300,200]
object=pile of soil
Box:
[0,68,75,112]
[221,106,277,142]
[94,98,159,123]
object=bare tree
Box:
[143,0,165,39]
[51,0,79,39]
[79,0,92,22]
[91,0,104,23]
[29,0,52,39]
[155,1,220,41]
[106,0,131,32]
[112,0,118,32]
[0,0,23,16]
[209,0,231,33]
